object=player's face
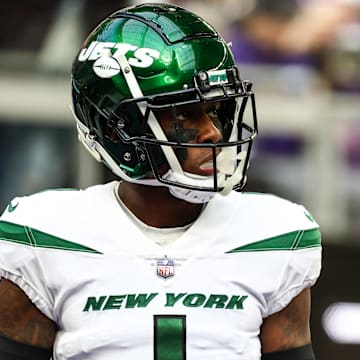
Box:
[155,102,223,176]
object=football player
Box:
[0,3,321,360]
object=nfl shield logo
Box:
[157,257,174,279]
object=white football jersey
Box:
[0,182,321,360]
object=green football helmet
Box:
[71,3,258,203]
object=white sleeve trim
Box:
[265,276,318,317]
[0,270,55,322]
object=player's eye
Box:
[176,111,190,121]
[207,108,218,118]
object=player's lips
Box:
[199,156,216,175]
[200,159,214,169]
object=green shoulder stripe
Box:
[226,228,321,253]
[0,220,102,254]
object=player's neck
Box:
[117,181,204,228]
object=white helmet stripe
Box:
[146,113,183,175]
[114,51,183,175]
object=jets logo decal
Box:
[93,57,121,78]
[7,201,19,213]
[78,41,160,78]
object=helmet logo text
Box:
[78,41,160,78]
[208,70,228,85]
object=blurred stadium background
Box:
[0,1,359,358]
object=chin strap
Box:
[169,187,215,203]
[168,185,216,204]
[169,186,216,204]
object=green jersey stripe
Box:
[154,315,186,360]
[225,228,321,253]
[0,220,101,254]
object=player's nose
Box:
[196,113,222,144]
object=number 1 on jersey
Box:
[154,315,186,360]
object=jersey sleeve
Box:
[0,196,56,321]
[266,242,321,316]
[265,203,322,317]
